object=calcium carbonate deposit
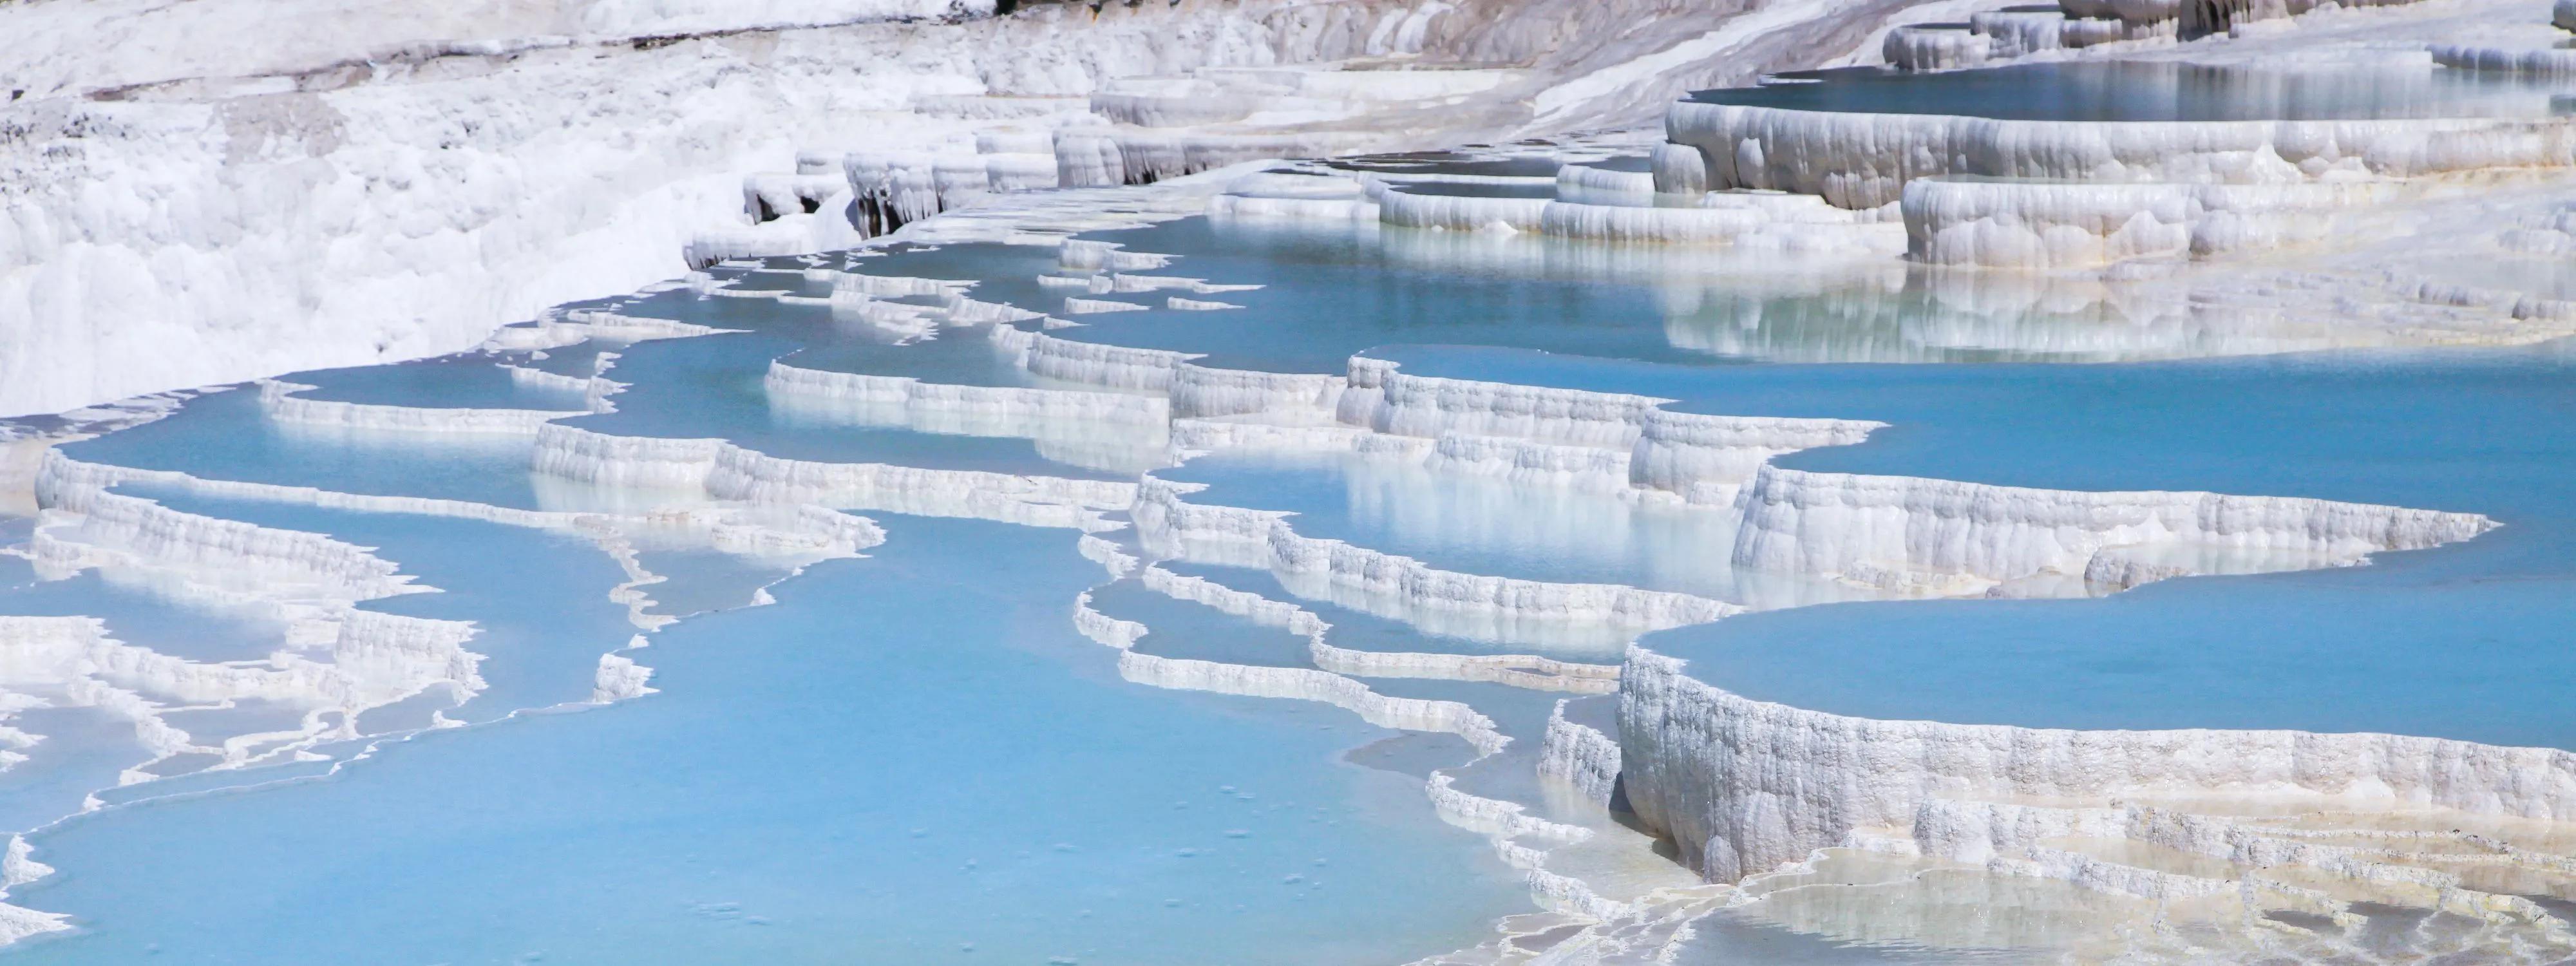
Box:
[3,0,2575,961]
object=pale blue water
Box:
[1158,451,1752,601]
[0,565,285,665]
[510,337,619,381]
[1157,562,1630,660]
[79,757,339,812]
[626,548,797,620]
[6,70,2568,963]
[0,708,144,834]
[156,701,310,742]
[126,486,637,723]
[559,331,1130,481]
[287,355,589,411]
[1007,215,2264,374]
[1368,341,2567,504]
[614,278,1044,390]
[1360,342,2576,748]
[1360,677,1562,810]
[1080,578,1585,826]
[1026,218,1724,374]
[25,286,1053,507]
[844,242,1068,311]
[1650,271,2295,364]
[1673,908,2031,963]
[776,333,1037,389]
[623,242,1068,343]
[60,388,546,509]
[6,517,1525,965]
[1086,579,1316,668]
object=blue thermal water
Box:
[59,387,547,508]
[285,355,590,411]
[1690,61,2576,120]
[775,334,1039,388]
[1361,677,1560,803]
[1086,580,1316,668]
[1328,154,1564,178]
[513,337,620,380]
[1676,907,2032,963]
[1647,272,2267,364]
[0,708,146,834]
[1362,342,2576,747]
[1156,561,1634,659]
[155,701,309,741]
[60,354,592,508]
[5,517,1524,965]
[1157,451,1753,600]
[846,244,1074,313]
[613,281,1045,390]
[554,331,1132,481]
[1370,341,2572,507]
[124,485,638,723]
[1079,579,1596,844]
[1023,218,1732,374]
[0,565,285,665]
[988,215,2264,375]
[626,548,798,619]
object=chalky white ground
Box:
[0,0,1944,418]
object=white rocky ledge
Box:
[258,380,593,435]
[532,423,1132,530]
[1137,563,1620,694]
[1071,591,1508,755]
[1663,101,2576,210]
[1133,475,1739,636]
[1619,644,2576,896]
[1730,464,2497,595]
[1901,177,2405,270]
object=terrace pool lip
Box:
[1687,61,2576,122]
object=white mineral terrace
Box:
[6,0,2576,960]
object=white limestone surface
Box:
[992,326,1195,393]
[532,424,1132,529]
[1902,177,2407,270]
[1340,356,1883,504]
[258,380,594,435]
[1070,591,1509,755]
[1137,564,1620,693]
[1619,645,2576,882]
[1667,100,2576,209]
[1728,465,2498,596]
[1378,190,1556,233]
[764,359,1170,442]
[1133,476,1740,634]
